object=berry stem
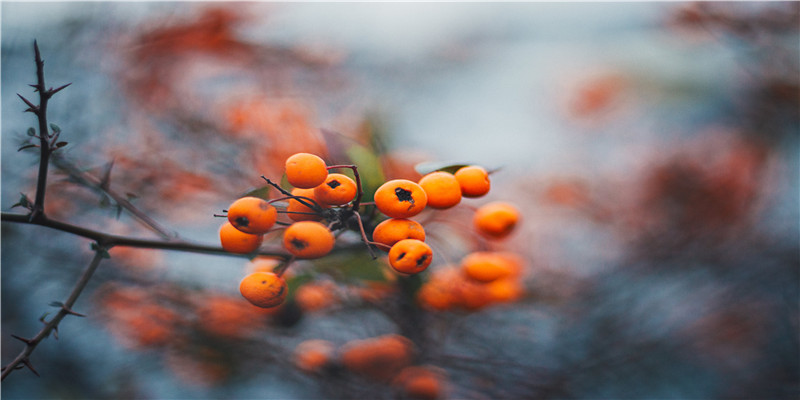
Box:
[274,255,296,278]
[261,177,322,212]
[353,211,377,259]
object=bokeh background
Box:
[2,2,798,399]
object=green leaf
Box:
[90,243,111,259]
[54,141,68,149]
[98,194,111,208]
[49,301,64,308]
[314,251,388,283]
[11,193,33,210]
[27,127,36,136]
[414,161,472,176]
[285,273,314,302]
[17,144,37,152]
[49,123,61,134]
[38,312,51,323]
[241,185,270,200]
[345,144,385,202]
[399,273,424,295]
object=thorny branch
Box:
[51,156,175,239]
[1,41,292,381]
[27,40,57,221]
[1,249,106,381]
[1,212,291,258]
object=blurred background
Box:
[2,2,798,399]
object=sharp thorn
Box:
[22,359,40,377]
[33,40,42,63]
[62,307,86,317]
[99,160,114,191]
[49,83,72,96]
[16,93,37,109]
[10,334,32,344]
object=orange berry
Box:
[283,221,335,258]
[372,218,426,251]
[461,252,515,282]
[227,196,278,234]
[418,171,461,209]
[374,179,428,219]
[473,201,520,239]
[295,282,338,312]
[239,271,287,308]
[196,294,268,338]
[285,152,328,189]
[293,339,335,374]
[219,222,263,254]
[454,165,490,198]
[493,251,526,277]
[453,278,493,311]
[340,334,415,381]
[388,239,433,275]
[287,188,323,222]
[486,278,525,303]
[314,173,357,206]
[393,366,446,400]
[417,268,461,311]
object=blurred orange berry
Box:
[393,366,447,400]
[454,278,494,311]
[293,339,336,374]
[196,294,271,338]
[165,348,230,389]
[461,252,516,283]
[340,334,415,381]
[473,201,520,239]
[417,268,461,311]
[111,303,178,349]
[295,282,338,312]
[486,278,525,303]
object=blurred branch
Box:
[51,155,175,239]
[1,247,106,380]
[1,212,291,258]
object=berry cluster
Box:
[218,152,521,310]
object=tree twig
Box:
[1,212,291,258]
[51,155,175,239]
[28,40,57,221]
[1,248,105,380]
